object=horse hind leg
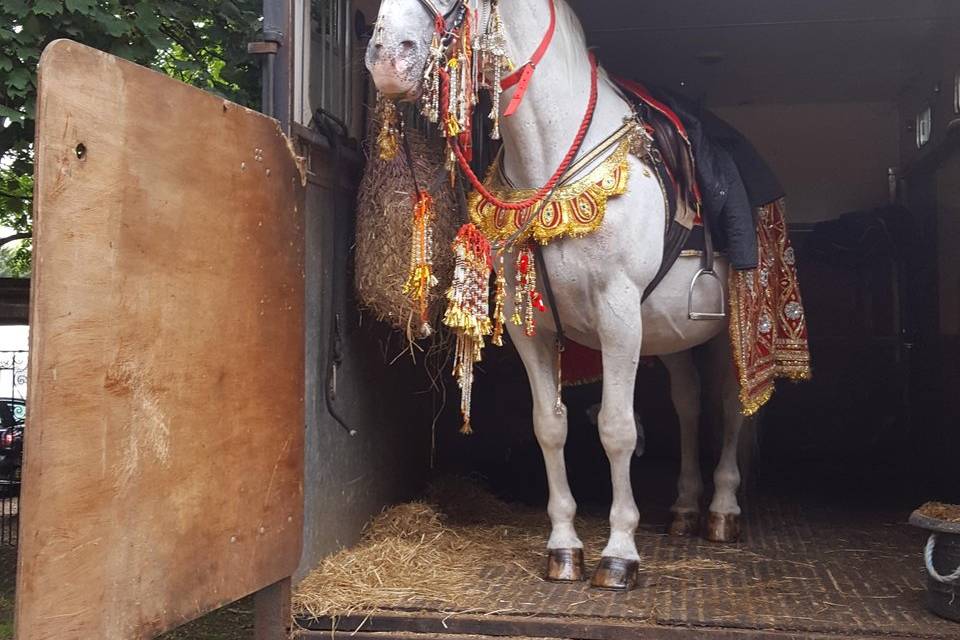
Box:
[508,324,585,582]
[660,350,703,537]
[704,335,745,543]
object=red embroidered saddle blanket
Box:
[560,198,811,416]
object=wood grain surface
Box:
[17,40,305,639]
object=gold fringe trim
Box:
[468,137,632,245]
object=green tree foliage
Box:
[0,0,263,276]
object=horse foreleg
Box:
[704,337,744,543]
[590,303,642,591]
[660,351,703,537]
[509,324,584,582]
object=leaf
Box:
[63,0,97,14]
[0,55,12,72]
[3,0,29,19]
[31,0,63,17]
[93,12,130,38]
[172,58,203,72]
[0,106,25,122]
[19,15,43,39]
[21,94,35,121]
[220,2,244,22]
[5,68,31,91]
[12,43,40,62]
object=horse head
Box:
[365,0,460,99]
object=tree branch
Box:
[0,233,30,248]
[159,23,229,66]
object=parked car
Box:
[0,398,25,492]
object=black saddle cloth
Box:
[616,79,785,271]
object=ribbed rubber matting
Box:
[296,500,958,639]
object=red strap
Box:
[614,77,690,142]
[615,77,702,202]
[500,0,556,117]
[454,53,599,211]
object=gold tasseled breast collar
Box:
[468,135,634,246]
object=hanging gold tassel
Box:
[478,0,509,140]
[513,244,545,337]
[443,224,493,434]
[445,57,461,138]
[491,253,506,347]
[376,94,400,161]
[422,32,444,125]
[402,190,439,339]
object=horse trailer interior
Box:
[15,0,960,639]
[292,1,960,638]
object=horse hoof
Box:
[668,511,701,537]
[590,556,639,591]
[546,548,585,582]
[704,512,741,543]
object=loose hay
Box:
[293,497,548,619]
[293,479,624,621]
[292,478,745,623]
[293,487,955,639]
[354,115,464,341]
[917,501,960,524]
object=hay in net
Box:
[354,114,463,340]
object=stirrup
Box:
[688,268,726,321]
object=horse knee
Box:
[597,407,637,453]
[533,406,567,450]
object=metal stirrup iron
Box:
[688,220,726,321]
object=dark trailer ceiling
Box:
[569,0,960,106]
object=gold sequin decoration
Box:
[468,137,632,246]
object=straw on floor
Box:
[292,478,733,621]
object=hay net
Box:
[354,113,463,340]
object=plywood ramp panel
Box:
[17,40,305,639]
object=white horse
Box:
[367,0,749,589]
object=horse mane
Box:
[552,0,590,78]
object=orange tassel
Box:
[402,190,438,339]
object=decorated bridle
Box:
[404,0,557,118]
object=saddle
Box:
[614,78,718,309]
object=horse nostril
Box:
[400,40,416,51]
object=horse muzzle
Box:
[366,42,425,101]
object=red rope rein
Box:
[452,52,599,211]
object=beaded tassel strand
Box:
[443,224,493,433]
[402,190,439,339]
